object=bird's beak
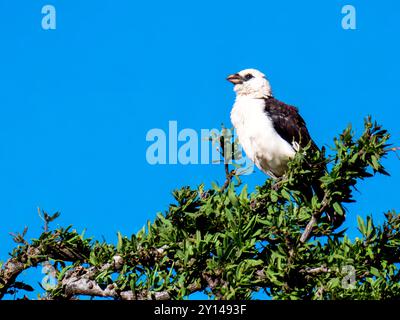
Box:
[227,73,243,85]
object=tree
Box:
[0,116,399,300]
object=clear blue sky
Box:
[0,0,399,299]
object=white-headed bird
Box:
[227,68,318,179]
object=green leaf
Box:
[357,216,366,235]
[117,232,123,252]
[58,265,74,281]
[225,208,234,223]
[228,188,239,207]
[281,189,291,201]
[333,202,344,216]
[370,267,380,277]
[371,155,380,170]
[311,195,319,209]
[240,185,248,201]
[89,250,98,266]
[320,175,334,185]
[196,230,201,243]
[211,182,220,191]
[270,191,278,203]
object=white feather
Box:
[230,96,295,178]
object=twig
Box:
[300,194,329,243]
[38,208,61,232]
[9,227,29,245]
[219,129,237,193]
[220,167,236,193]
[300,266,331,275]
[386,146,400,160]
[224,161,230,178]
[300,215,318,243]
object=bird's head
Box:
[227,68,272,99]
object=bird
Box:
[227,68,345,227]
[227,68,318,180]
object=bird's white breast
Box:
[230,97,296,178]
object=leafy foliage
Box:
[0,117,399,300]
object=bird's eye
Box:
[244,74,254,81]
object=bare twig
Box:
[300,215,318,243]
[220,167,236,193]
[386,146,400,160]
[38,208,61,232]
[300,266,331,275]
[219,129,238,193]
[300,194,330,243]
[9,227,29,245]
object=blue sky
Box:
[0,0,399,299]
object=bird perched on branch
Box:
[227,68,318,179]
[227,68,344,226]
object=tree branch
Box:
[0,246,44,299]
[220,167,236,193]
[300,266,331,275]
[59,263,202,300]
[300,215,318,243]
[300,194,330,243]
[61,274,171,300]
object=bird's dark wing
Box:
[264,99,344,225]
[263,97,317,150]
